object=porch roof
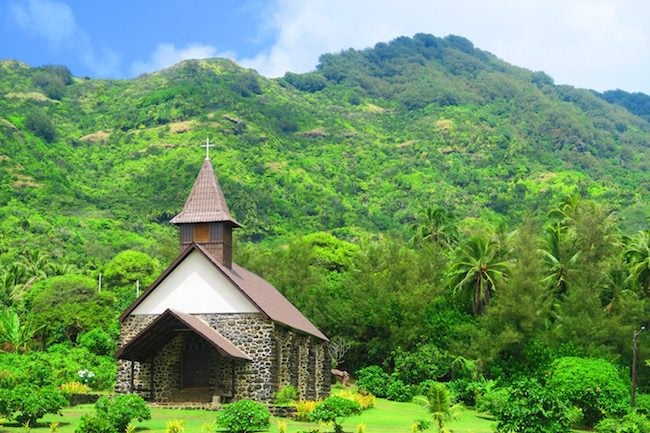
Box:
[116,309,251,362]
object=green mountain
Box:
[1,33,648,268]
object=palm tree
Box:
[409,206,458,249]
[413,382,458,432]
[450,236,510,315]
[625,230,650,295]
[540,223,579,296]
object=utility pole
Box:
[98,272,102,292]
[632,326,646,407]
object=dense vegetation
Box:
[0,33,649,430]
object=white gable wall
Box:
[131,250,258,315]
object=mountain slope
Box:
[0,34,648,268]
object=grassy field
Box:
[0,398,497,433]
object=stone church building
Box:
[115,154,330,404]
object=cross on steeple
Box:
[201,138,215,160]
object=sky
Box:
[1,0,649,93]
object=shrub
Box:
[385,377,414,402]
[595,412,650,433]
[392,345,454,385]
[311,396,362,433]
[335,390,375,409]
[77,394,151,433]
[275,385,298,404]
[293,400,317,421]
[25,109,56,142]
[637,394,650,417]
[474,381,509,415]
[411,418,431,432]
[355,365,389,397]
[0,385,68,425]
[217,399,270,433]
[547,357,629,427]
[60,381,91,394]
[77,328,115,356]
[494,378,576,433]
[165,419,185,433]
[76,415,115,433]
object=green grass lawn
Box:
[0,399,496,433]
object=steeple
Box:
[171,151,241,268]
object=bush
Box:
[76,394,151,433]
[76,414,115,433]
[275,385,298,404]
[0,385,68,425]
[494,378,576,433]
[595,412,650,433]
[25,109,56,142]
[77,328,115,356]
[392,345,454,385]
[547,357,629,427]
[335,390,375,409]
[60,381,91,394]
[311,396,362,433]
[355,365,389,397]
[474,381,509,415]
[293,400,317,421]
[217,399,270,433]
[385,377,414,402]
[165,419,185,433]
[637,394,650,417]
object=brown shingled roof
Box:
[116,308,251,362]
[170,158,241,226]
[120,244,328,341]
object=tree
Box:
[25,109,56,142]
[625,230,650,295]
[103,250,161,289]
[450,236,510,315]
[413,382,457,433]
[409,206,458,248]
[29,275,117,344]
[541,223,579,296]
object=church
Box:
[115,148,330,405]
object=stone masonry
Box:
[116,313,330,403]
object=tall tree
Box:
[625,230,650,295]
[450,236,511,315]
[540,223,579,296]
[409,206,458,249]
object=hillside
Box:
[0,33,649,268]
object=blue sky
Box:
[2,0,649,93]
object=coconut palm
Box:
[409,206,458,249]
[450,236,511,315]
[625,230,650,295]
[413,382,459,432]
[540,223,579,296]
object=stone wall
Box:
[116,313,330,403]
[199,313,275,402]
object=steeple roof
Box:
[170,158,241,227]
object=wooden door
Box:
[182,334,211,387]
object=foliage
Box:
[385,377,414,402]
[391,344,454,385]
[216,399,270,433]
[80,394,151,433]
[77,328,115,356]
[275,385,298,404]
[595,412,650,433]
[0,308,36,353]
[293,400,318,422]
[355,366,390,397]
[474,380,509,415]
[547,357,629,427]
[411,418,431,432]
[413,382,456,433]
[494,378,576,433]
[0,385,67,425]
[24,109,56,142]
[165,419,185,433]
[334,390,375,409]
[59,381,90,394]
[310,396,362,433]
[636,394,650,417]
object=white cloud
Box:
[130,43,236,76]
[9,0,120,76]
[239,0,650,92]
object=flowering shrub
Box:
[77,369,95,386]
[293,400,318,421]
[217,399,270,433]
